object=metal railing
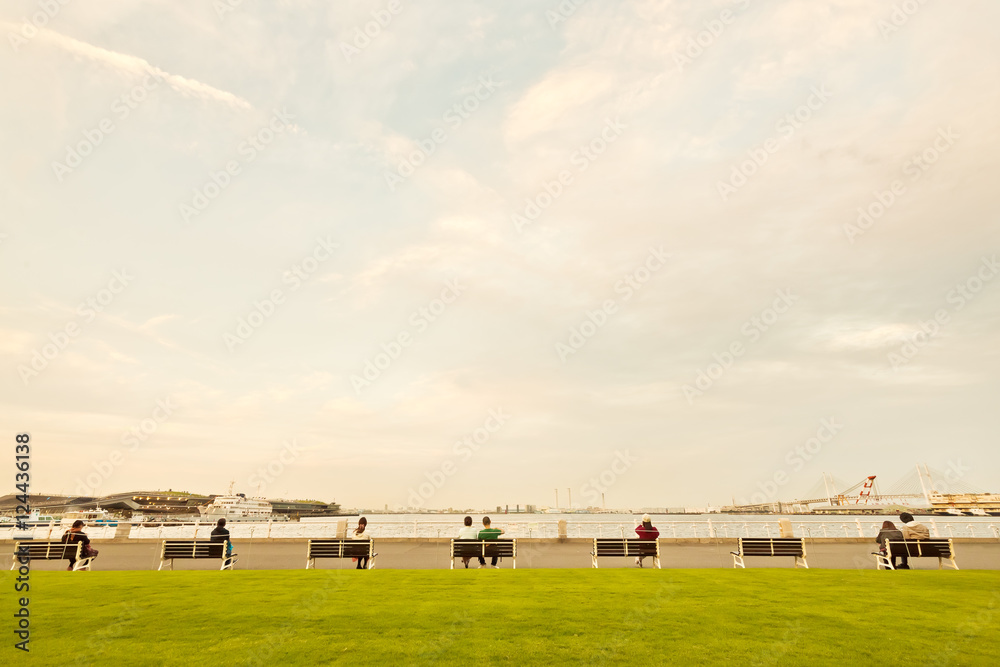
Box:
[3,518,999,541]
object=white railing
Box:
[4,517,999,541]
[1,521,118,541]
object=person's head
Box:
[217,518,226,528]
[482,516,491,527]
[464,516,472,526]
[881,520,896,530]
[641,513,652,528]
[899,512,914,523]
[355,517,367,534]
[71,520,85,531]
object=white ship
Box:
[199,484,275,521]
[928,492,1000,516]
[62,509,119,526]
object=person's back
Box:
[875,527,903,548]
[635,524,659,540]
[458,525,479,540]
[899,512,930,540]
[476,517,503,567]
[479,525,502,540]
[210,519,232,556]
[901,523,929,540]
[61,528,90,548]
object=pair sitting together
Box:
[874,512,930,569]
[457,516,504,568]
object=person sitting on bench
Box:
[897,512,930,570]
[352,517,370,570]
[457,516,479,569]
[477,517,504,568]
[634,514,660,567]
[210,518,236,565]
[875,520,906,569]
[61,520,97,571]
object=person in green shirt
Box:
[477,516,504,568]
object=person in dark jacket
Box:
[210,518,236,566]
[634,514,660,568]
[61,520,96,571]
[875,520,907,569]
[352,517,371,570]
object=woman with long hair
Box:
[353,517,370,569]
[875,520,906,569]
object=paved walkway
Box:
[5,539,998,571]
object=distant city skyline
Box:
[2,2,999,510]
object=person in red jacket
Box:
[634,514,659,567]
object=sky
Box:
[1,0,998,511]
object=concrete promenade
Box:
[5,538,998,571]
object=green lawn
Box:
[5,569,999,665]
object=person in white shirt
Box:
[457,516,479,568]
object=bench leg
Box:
[654,556,661,570]
[306,558,314,570]
[591,554,598,568]
[512,557,516,570]
[157,559,171,571]
[732,554,744,569]
[795,556,808,569]
[74,557,94,572]
[368,554,377,570]
[221,557,236,570]
[451,557,455,570]
[873,553,892,570]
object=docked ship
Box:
[928,492,1000,516]
[62,508,119,526]
[198,484,276,521]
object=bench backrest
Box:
[307,539,373,559]
[737,538,805,557]
[593,538,659,557]
[451,539,516,558]
[162,540,228,560]
[886,539,953,558]
[14,541,82,561]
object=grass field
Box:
[4,569,999,665]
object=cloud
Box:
[1,22,254,111]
